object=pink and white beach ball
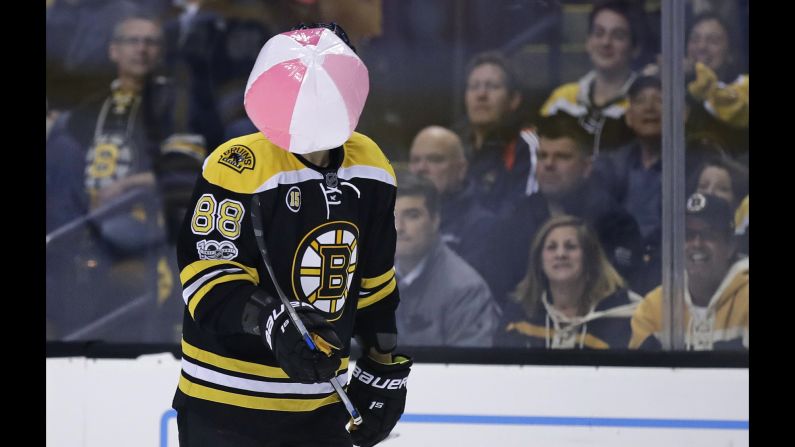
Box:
[244,27,370,154]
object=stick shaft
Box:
[250,195,362,424]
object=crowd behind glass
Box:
[46,0,748,352]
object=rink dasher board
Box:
[46,354,748,447]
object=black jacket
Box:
[494,179,644,300]
[495,288,638,349]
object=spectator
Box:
[593,75,663,240]
[497,115,644,302]
[409,126,468,199]
[540,0,648,155]
[408,125,503,299]
[591,75,663,294]
[630,193,748,350]
[47,13,175,259]
[685,12,749,160]
[495,215,639,349]
[61,13,175,211]
[394,171,501,347]
[46,0,165,110]
[47,14,199,342]
[690,156,748,211]
[644,11,749,160]
[690,155,749,257]
[459,51,538,217]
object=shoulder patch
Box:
[204,133,317,194]
[218,144,256,173]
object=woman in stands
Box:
[495,215,640,349]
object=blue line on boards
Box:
[398,414,748,430]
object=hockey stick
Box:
[249,194,363,426]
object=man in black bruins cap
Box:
[630,192,748,350]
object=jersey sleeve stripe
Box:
[188,273,259,317]
[178,375,341,412]
[182,358,346,395]
[182,339,350,379]
[183,339,288,377]
[360,267,395,290]
[180,259,260,286]
[357,277,396,309]
[180,260,260,315]
[337,165,396,186]
[253,168,324,193]
[182,267,242,305]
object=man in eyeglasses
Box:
[46,14,203,342]
[49,14,173,213]
[109,17,165,94]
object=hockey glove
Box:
[348,354,412,447]
[256,293,343,383]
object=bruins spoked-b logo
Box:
[292,221,359,320]
[687,192,707,212]
[219,144,255,173]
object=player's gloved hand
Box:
[257,294,342,383]
[348,354,412,447]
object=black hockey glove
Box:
[348,354,412,447]
[255,292,342,383]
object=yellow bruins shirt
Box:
[629,257,749,350]
[687,63,749,128]
[173,131,399,420]
[540,70,637,154]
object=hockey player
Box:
[172,23,411,446]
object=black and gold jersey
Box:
[173,131,399,420]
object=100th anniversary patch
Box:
[218,145,256,173]
[196,239,239,260]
